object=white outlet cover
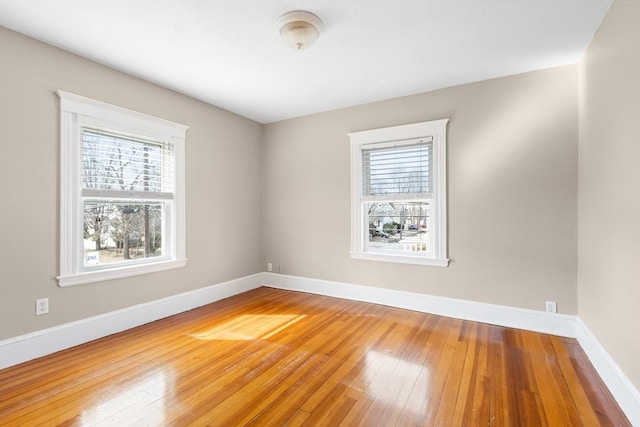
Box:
[545,301,557,313]
[36,298,49,315]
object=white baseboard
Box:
[261,272,577,337]
[2,271,637,425]
[262,272,640,426]
[576,319,640,426]
[0,273,264,370]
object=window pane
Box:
[82,128,174,193]
[366,201,431,253]
[83,200,164,267]
[362,142,432,196]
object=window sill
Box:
[350,251,449,267]
[57,258,187,287]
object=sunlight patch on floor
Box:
[189,314,306,341]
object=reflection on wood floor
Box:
[0,287,630,426]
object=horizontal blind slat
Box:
[362,193,433,202]
[82,189,174,200]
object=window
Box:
[349,119,449,266]
[57,91,188,286]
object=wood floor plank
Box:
[0,287,630,426]
[549,335,603,426]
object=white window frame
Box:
[57,91,188,287]
[349,119,449,267]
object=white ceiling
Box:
[0,0,612,124]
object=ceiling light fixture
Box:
[277,10,323,50]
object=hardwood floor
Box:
[0,287,629,426]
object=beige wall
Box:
[263,65,579,313]
[0,27,263,339]
[578,0,640,391]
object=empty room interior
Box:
[0,1,638,426]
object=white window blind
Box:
[361,137,433,198]
[81,128,174,200]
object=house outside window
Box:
[57,91,188,286]
[349,119,449,267]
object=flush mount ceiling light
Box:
[277,10,323,50]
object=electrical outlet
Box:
[545,300,557,313]
[267,262,273,272]
[36,298,49,315]
[275,264,280,273]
